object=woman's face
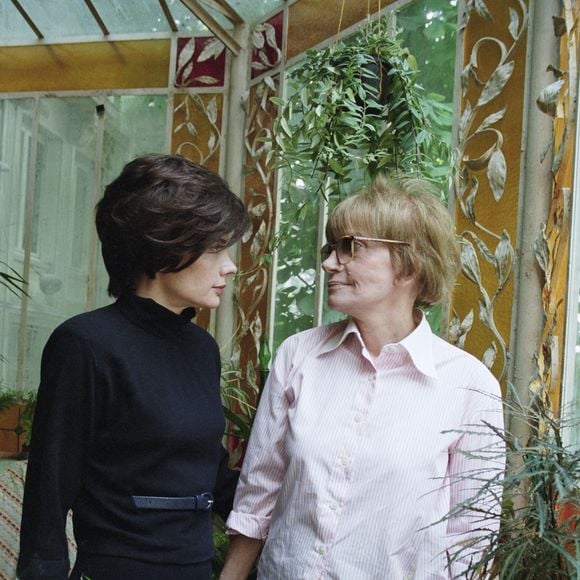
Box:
[321,236,416,319]
[136,248,237,313]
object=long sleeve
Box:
[444,373,505,578]
[225,341,293,540]
[17,327,101,580]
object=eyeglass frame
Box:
[320,235,410,266]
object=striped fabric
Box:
[227,316,505,579]
[0,461,76,580]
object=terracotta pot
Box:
[557,500,579,557]
[0,403,28,458]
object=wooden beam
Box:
[199,0,244,24]
[179,0,241,55]
[10,0,43,39]
[83,0,110,36]
[158,0,178,32]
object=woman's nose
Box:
[321,250,342,272]
[222,251,237,276]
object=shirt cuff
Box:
[225,510,270,540]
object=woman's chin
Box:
[327,299,350,316]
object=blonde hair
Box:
[326,175,461,307]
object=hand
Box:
[220,535,263,580]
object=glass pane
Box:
[0,99,34,389]
[0,1,38,44]
[273,175,319,351]
[572,291,580,447]
[564,179,580,448]
[101,95,167,188]
[97,94,168,307]
[92,0,171,35]
[229,0,286,24]
[17,0,101,40]
[0,95,167,393]
[166,0,233,34]
[20,98,98,391]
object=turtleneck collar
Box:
[117,294,197,337]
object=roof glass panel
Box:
[0,0,288,46]
[17,0,101,41]
[0,1,38,43]
[91,0,171,35]
[228,0,286,24]
[167,0,233,34]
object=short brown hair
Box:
[326,175,460,307]
[96,154,249,297]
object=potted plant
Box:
[439,388,579,579]
[0,386,37,459]
[0,263,33,459]
[267,17,450,336]
[268,16,449,205]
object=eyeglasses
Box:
[320,235,409,265]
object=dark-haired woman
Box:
[17,154,249,580]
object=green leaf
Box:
[280,117,293,138]
[328,158,346,176]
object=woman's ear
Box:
[394,269,417,288]
[394,271,420,302]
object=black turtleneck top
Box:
[17,295,238,579]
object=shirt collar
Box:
[399,314,438,379]
[318,313,438,379]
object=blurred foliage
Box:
[0,261,28,298]
[439,387,579,579]
[220,366,256,460]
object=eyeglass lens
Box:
[320,237,353,265]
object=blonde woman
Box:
[221,176,505,579]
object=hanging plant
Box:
[268,17,448,201]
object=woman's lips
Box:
[328,281,347,290]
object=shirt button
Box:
[329,503,337,510]
[316,545,327,555]
[340,456,349,466]
[354,414,362,423]
[368,374,374,382]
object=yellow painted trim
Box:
[0,39,170,92]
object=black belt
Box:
[132,492,214,511]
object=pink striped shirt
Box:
[227,315,505,579]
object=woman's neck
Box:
[353,309,419,357]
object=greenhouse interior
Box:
[0,0,578,578]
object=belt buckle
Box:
[196,492,214,510]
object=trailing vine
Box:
[268,17,447,204]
